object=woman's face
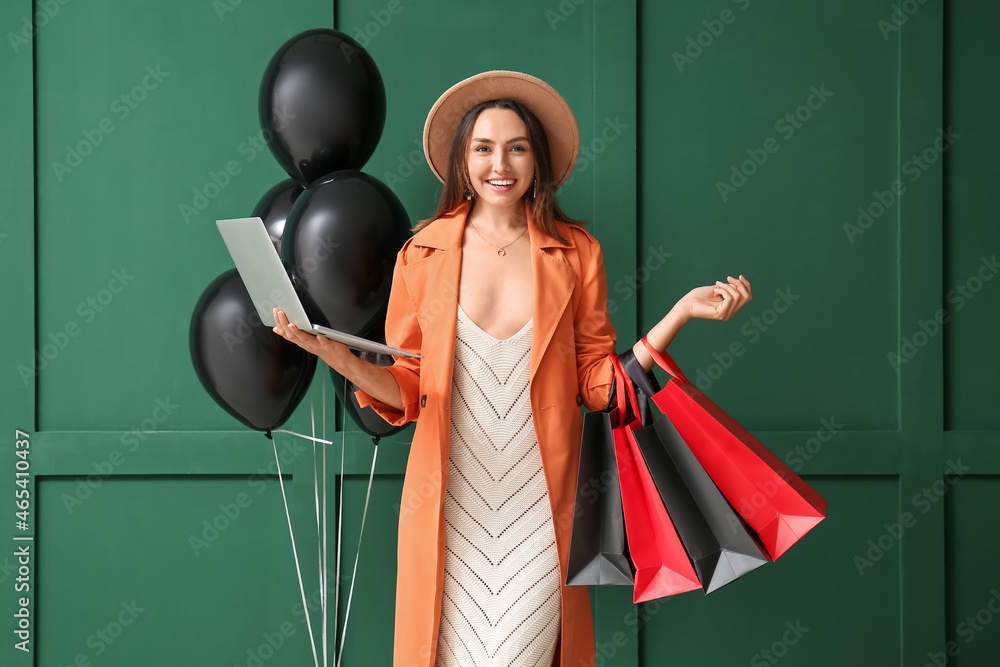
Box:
[465,108,535,208]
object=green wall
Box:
[1,0,997,665]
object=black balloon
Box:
[190,269,317,432]
[259,29,386,185]
[252,179,305,254]
[282,170,411,338]
[330,343,407,439]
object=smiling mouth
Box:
[486,179,516,189]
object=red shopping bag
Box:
[609,354,701,602]
[637,338,827,560]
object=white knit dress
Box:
[435,304,561,667]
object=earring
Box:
[533,178,537,200]
[463,172,474,200]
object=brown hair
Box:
[415,98,583,243]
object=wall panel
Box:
[36,476,308,666]
[946,477,1000,666]
[943,0,1000,431]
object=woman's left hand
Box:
[681,275,752,321]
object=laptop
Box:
[216,217,420,359]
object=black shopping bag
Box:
[565,357,633,586]
[632,414,769,594]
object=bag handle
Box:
[609,353,642,424]
[618,349,659,426]
[606,353,626,419]
[640,337,689,384]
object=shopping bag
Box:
[636,337,827,560]
[611,352,701,602]
[632,412,770,594]
[565,354,633,586]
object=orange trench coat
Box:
[355,200,616,667]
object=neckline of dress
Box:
[457,303,533,343]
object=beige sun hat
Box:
[422,70,580,189]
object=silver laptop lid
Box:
[215,217,311,330]
[215,217,421,359]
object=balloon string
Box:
[337,434,379,667]
[334,376,346,663]
[321,392,329,667]
[272,434,320,667]
[320,382,337,667]
[309,394,326,667]
[322,382,330,667]
[274,429,335,445]
[312,398,320,536]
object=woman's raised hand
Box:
[631,275,753,372]
[682,275,752,321]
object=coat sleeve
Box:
[574,232,617,412]
[353,242,423,426]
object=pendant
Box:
[497,248,506,257]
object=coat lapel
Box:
[526,205,575,385]
[400,204,465,420]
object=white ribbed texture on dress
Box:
[435,305,561,667]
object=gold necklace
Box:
[469,221,528,257]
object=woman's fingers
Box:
[740,275,752,299]
[714,280,745,320]
[273,308,318,352]
[272,308,293,339]
[728,275,752,301]
[721,276,751,297]
[712,283,732,320]
[715,280,740,301]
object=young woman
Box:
[272,70,752,667]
